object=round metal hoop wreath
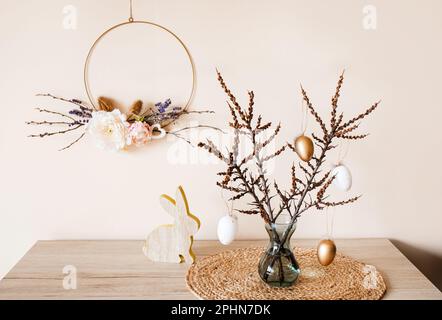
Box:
[83,18,196,117]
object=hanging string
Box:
[220,189,234,217]
[299,95,308,135]
[336,139,350,165]
[129,0,134,22]
[325,206,335,239]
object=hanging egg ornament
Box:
[331,164,352,191]
[317,239,337,266]
[294,135,314,162]
[217,214,238,245]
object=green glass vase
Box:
[258,214,300,287]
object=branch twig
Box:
[59,132,86,151]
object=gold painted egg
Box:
[317,239,337,266]
[294,135,314,162]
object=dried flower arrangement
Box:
[27,94,219,151]
[198,70,379,286]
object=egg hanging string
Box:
[336,139,350,165]
[299,95,308,135]
[318,205,337,266]
[325,206,336,240]
[220,189,235,217]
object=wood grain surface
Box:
[0,239,440,300]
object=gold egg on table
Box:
[317,239,337,266]
[294,135,314,162]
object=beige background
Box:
[1,0,441,290]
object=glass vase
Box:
[258,213,300,287]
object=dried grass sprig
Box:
[97,96,115,112]
[130,100,143,115]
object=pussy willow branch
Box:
[277,79,378,246]
[331,70,345,128]
[246,119,275,222]
[29,93,219,150]
[28,124,84,138]
[27,106,86,149]
[36,93,92,111]
[199,71,379,241]
[169,125,225,135]
[33,108,77,122]
[167,125,225,146]
[141,109,215,124]
[58,132,86,152]
[26,120,75,126]
[231,162,271,224]
[278,138,331,245]
[28,94,94,151]
[198,71,379,285]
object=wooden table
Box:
[0,239,440,300]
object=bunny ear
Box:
[185,214,200,235]
[175,187,200,235]
[159,194,178,219]
[175,186,190,218]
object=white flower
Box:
[87,109,129,151]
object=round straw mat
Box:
[186,247,386,300]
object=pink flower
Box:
[126,121,153,146]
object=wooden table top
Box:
[0,239,440,300]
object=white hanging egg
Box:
[331,164,352,191]
[217,215,238,245]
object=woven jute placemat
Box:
[186,247,386,300]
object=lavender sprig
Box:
[69,109,92,118]
[155,99,172,113]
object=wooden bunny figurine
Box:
[143,186,201,264]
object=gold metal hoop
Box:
[83,20,196,117]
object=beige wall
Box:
[1,0,441,289]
